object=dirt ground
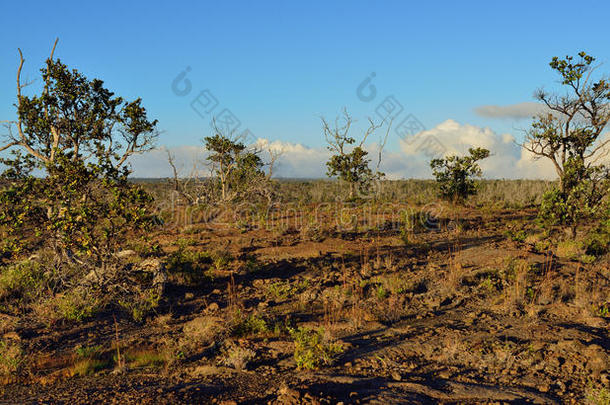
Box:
[1,205,609,404]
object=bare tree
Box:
[322,109,387,199]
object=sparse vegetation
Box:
[0,42,608,405]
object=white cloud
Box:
[399,119,557,179]
[128,120,566,180]
[474,102,547,119]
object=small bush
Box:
[289,326,343,370]
[220,345,255,370]
[505,229,528,243]
[183,316,226,345]
[55,288,102,323]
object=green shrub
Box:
[430,147,490,203]
[289,326,343,370]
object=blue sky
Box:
[2,0,610,177]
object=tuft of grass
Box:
[75,344,102,359]
[555,240,584,260]
[165,246,213,284]
[125,349,167,369]
[71,358,111,376]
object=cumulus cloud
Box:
[128,120,566,180]
[474,102,547,119]
[399,119,557,179]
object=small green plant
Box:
[586,384,610,405]
[266,282,292,300]
[289,326,343,370]
[0,339,22,375]
[75,344,102,359]
[266,280,309,301]
[505,229,528,243]
[212,250,233,271]
[375,285,388,300]
[596,303,610,318]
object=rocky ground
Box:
[1,206,608,404]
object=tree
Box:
[0,40,160,315]
[523,52,610,234]
[430,147,490,203]
[323,109,386,200]
[203,123,278,204]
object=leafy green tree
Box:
[430,147,490,203]
[0,40,159,302]
[323,109,385,199]
[523,52,610,235]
